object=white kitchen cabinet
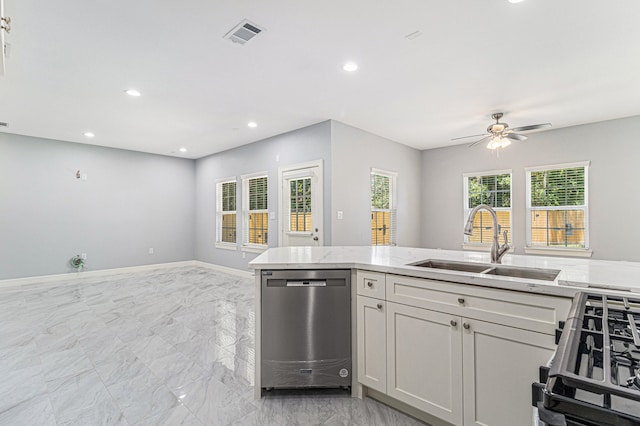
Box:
[386,301,463,425]
[356,295,387,393]
[461,319,556,426]
[355,271,571,426]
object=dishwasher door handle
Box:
[286,280,327,287]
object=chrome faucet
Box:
[464,204,510,264]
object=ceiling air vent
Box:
[224,20,264,45]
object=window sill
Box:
[462,244,515,253]
[524,247,593,258]
[215,242,237,251]
[241,245,268,254]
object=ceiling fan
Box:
[452,112,551,149]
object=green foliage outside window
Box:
[468,174,511,208]
[371,174,390,209]
[530,167,584,207]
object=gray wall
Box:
[331,121,423,247]
[195,121,332,271]
[0,133,196,280]
[420,115,640,262]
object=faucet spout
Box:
[464,204,510,264]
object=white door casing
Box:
[278,160,323,247]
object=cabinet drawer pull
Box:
[458,297,465,305]
[376,303,383,310]
[450,319,457,327]
[463,323,470,330]
[367,281,373,288]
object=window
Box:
[242,173,268,249]
[289,177,312,232]
[216,178,237,247]
[463,170,512,246]
[371,169,397,246]
[526,162,589,251]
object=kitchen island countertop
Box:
[249,246,640,297]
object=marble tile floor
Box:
[0,266,425,425]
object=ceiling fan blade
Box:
[467,136,491,148]
[451,133,488,141]
[505,133,528,141]
[509,123,551,132]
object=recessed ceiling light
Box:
[247,122,257,128]
[343,62,358,72]
[125,89,141,97]
[179,147,187,153]
[84,132,95,138]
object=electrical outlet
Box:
[148,248,154,254]
[81,253,87,260]
[337,210,344,220]
[242,252,246,259]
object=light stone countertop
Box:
[249,246,640,298]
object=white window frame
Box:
[241,172,269,253]
[462,169,513,251]
[370,168,398,246]
[525,161,592,257]
[216,177,238,250]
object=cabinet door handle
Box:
[450,319,457,327]
[367,281,373,288]
[463,322,471,330]
[376,303,383,310]
[458,297,465,305]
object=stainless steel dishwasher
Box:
[261,269,351,389]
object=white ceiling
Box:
[1,0,639,159]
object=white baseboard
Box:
[193,261,254,279]
[0,260,252,289]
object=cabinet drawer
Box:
[386,274,571,335]
[356,270,386,299]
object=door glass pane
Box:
[289,177,312,232]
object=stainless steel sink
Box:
[409,259,491,273]
[482,265,560,281]
[409,259,560,281]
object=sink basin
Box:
[409,259,491,273]
[409,259,560,281]
[482,265,560,281]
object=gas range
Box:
[533,292,640,426]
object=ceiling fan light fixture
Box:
[487,136,511,150]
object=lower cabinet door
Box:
[357,296,387,392]
[386,302,463,426]
[461,319,556,426]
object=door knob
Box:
[458,298,465,305]
[463,323,471,330]
[313,236,319,241]
[377,303,383,310]
[450,320,457,327]
[367,281,373,288]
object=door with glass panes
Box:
[279,162,323,247]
